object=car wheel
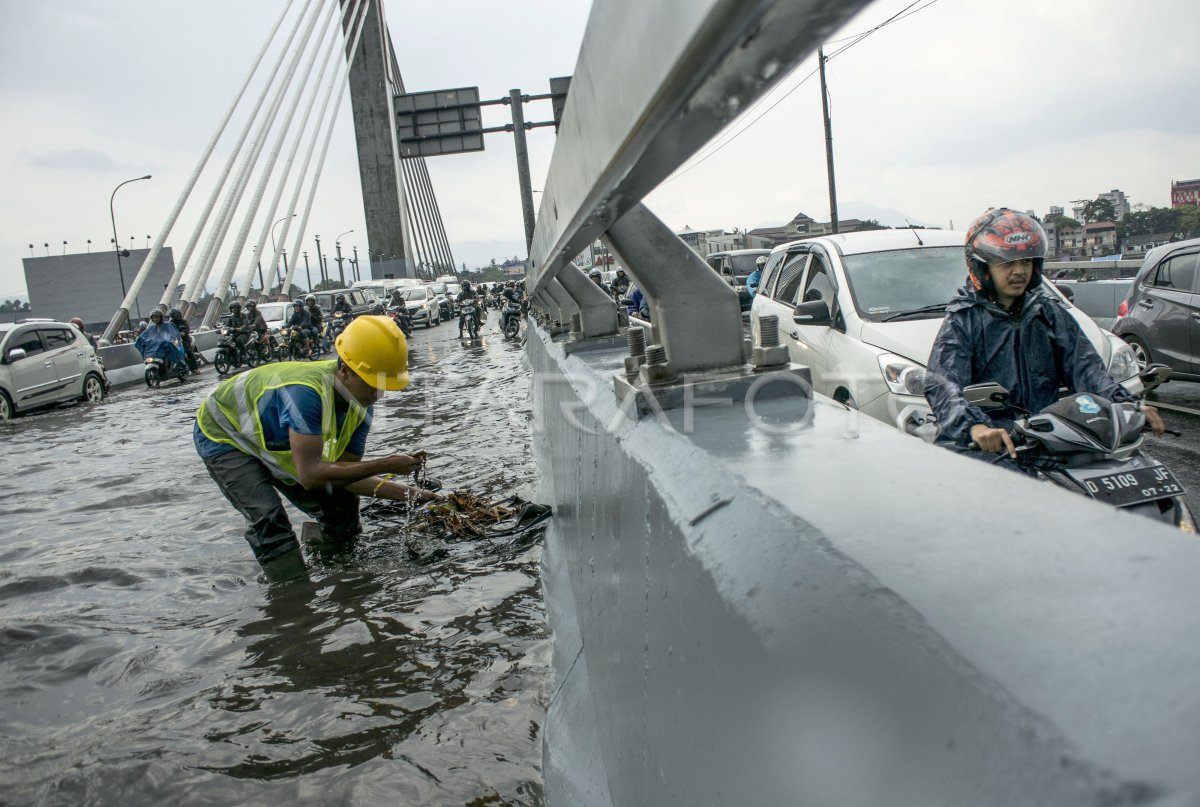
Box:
[1123,335,1151,373]
[0,390,12,422]
[82,373,105,404]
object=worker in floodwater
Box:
[193,314,440,581]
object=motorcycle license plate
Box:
[1075,465,1185,507]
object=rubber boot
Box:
[260,547,310,584]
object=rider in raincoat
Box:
[924,208,1161,462]
[135,309,187,376]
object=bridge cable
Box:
[99,0,297,340]
[200,0,332,327]
[178,0,324,318]
[280,0,372,295]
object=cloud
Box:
[24,148,136,173]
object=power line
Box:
[662,0,941,186]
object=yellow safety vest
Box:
[196,360,368,483]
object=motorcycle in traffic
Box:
[500,301,522,339]
[459,299,480,340]
[964,363,1193,530]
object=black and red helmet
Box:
[965,208,1047,296]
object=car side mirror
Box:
[963,382,1010,409]
[6,348,27,363]
[792,299,831,326]
[1057,284,1075,302]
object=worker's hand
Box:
[969,423,1016,459]
[385,451,427,475]
[1142,404,1166,436]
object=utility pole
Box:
[818,46,838,234]
[509,88,537,254]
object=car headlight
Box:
[878,353,928,396]
[1106,336,1138,382]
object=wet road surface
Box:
[0,311,546,805]
[1144,381,1200,519]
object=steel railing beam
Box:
[527,0,871,295]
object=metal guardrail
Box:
[525,0,870,347]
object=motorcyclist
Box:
[332,293,353,316]
[611,268,631,297]
[169,308,202,370]
[457,280,481,337]
[747,255,767,297]
[500,282,523,334]
[924,207,1164,464]
[588,268,611,296]
[287,300,317,348]
[135,309,187,380]
[227,302,252,357]
[304,294,324,330]
[69,317,97,349]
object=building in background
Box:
[1171,178,1200,208]
[1098,189,1130,221]
[21,248,176,330]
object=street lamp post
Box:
[313,235,325,286]
[303,251,312,293]
[280,249,289,297]
[352,246,360,282]
[271,214,295,286]
[334,229,353,287]
[109,174,152,321]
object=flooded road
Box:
[0,312,547,805]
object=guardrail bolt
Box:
[624,326,648,376]
[753,314,788,370]
[639,343,676,385]
[759,315,780,348]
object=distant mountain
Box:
[750,203,937,232]
[839,201,936,229]
[450,240,527,271]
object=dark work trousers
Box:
[203,450,361,564]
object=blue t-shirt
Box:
[194,384,371,460]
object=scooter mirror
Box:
[1138,363,1172,392]
[963,382,1010,409]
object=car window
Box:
[799,255,837,307]
[40,328,75,350]
[770,253,809,303]
[730,254,767,277]
[1152,253,1199,292]
[758,253,785,293]
[8,329,44,358]
[840,246,966,321]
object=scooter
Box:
[213,327,258,375]
[459,300,480,340]
[143,351,188,387]
[387,305,413,338]
[964,363,1193,530]
[501,301,522,339]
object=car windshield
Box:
[401,288,427,301]
[730,254,767,276]
[841,246,967,322]
[429,283,447,294]
[360,285,385,299]
[257,303,288,322]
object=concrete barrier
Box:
[98,331,222,388]
[530,326,1200,806]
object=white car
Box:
[397,286,440,328]
[0,319,108,421]
[256,301,291,334]
[749,230,1140,437]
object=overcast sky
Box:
[1,0,1197,298]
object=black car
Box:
[1115,237,1200,381]
[705,249,771,313]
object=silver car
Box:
[0,319,108,421]
[749,230,1140,437]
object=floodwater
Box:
[0,313,548,805]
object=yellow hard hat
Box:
[335,315,409,391]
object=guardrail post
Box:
[556,263,618,339]
[605,203,743,374]
[543,276,578,330]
